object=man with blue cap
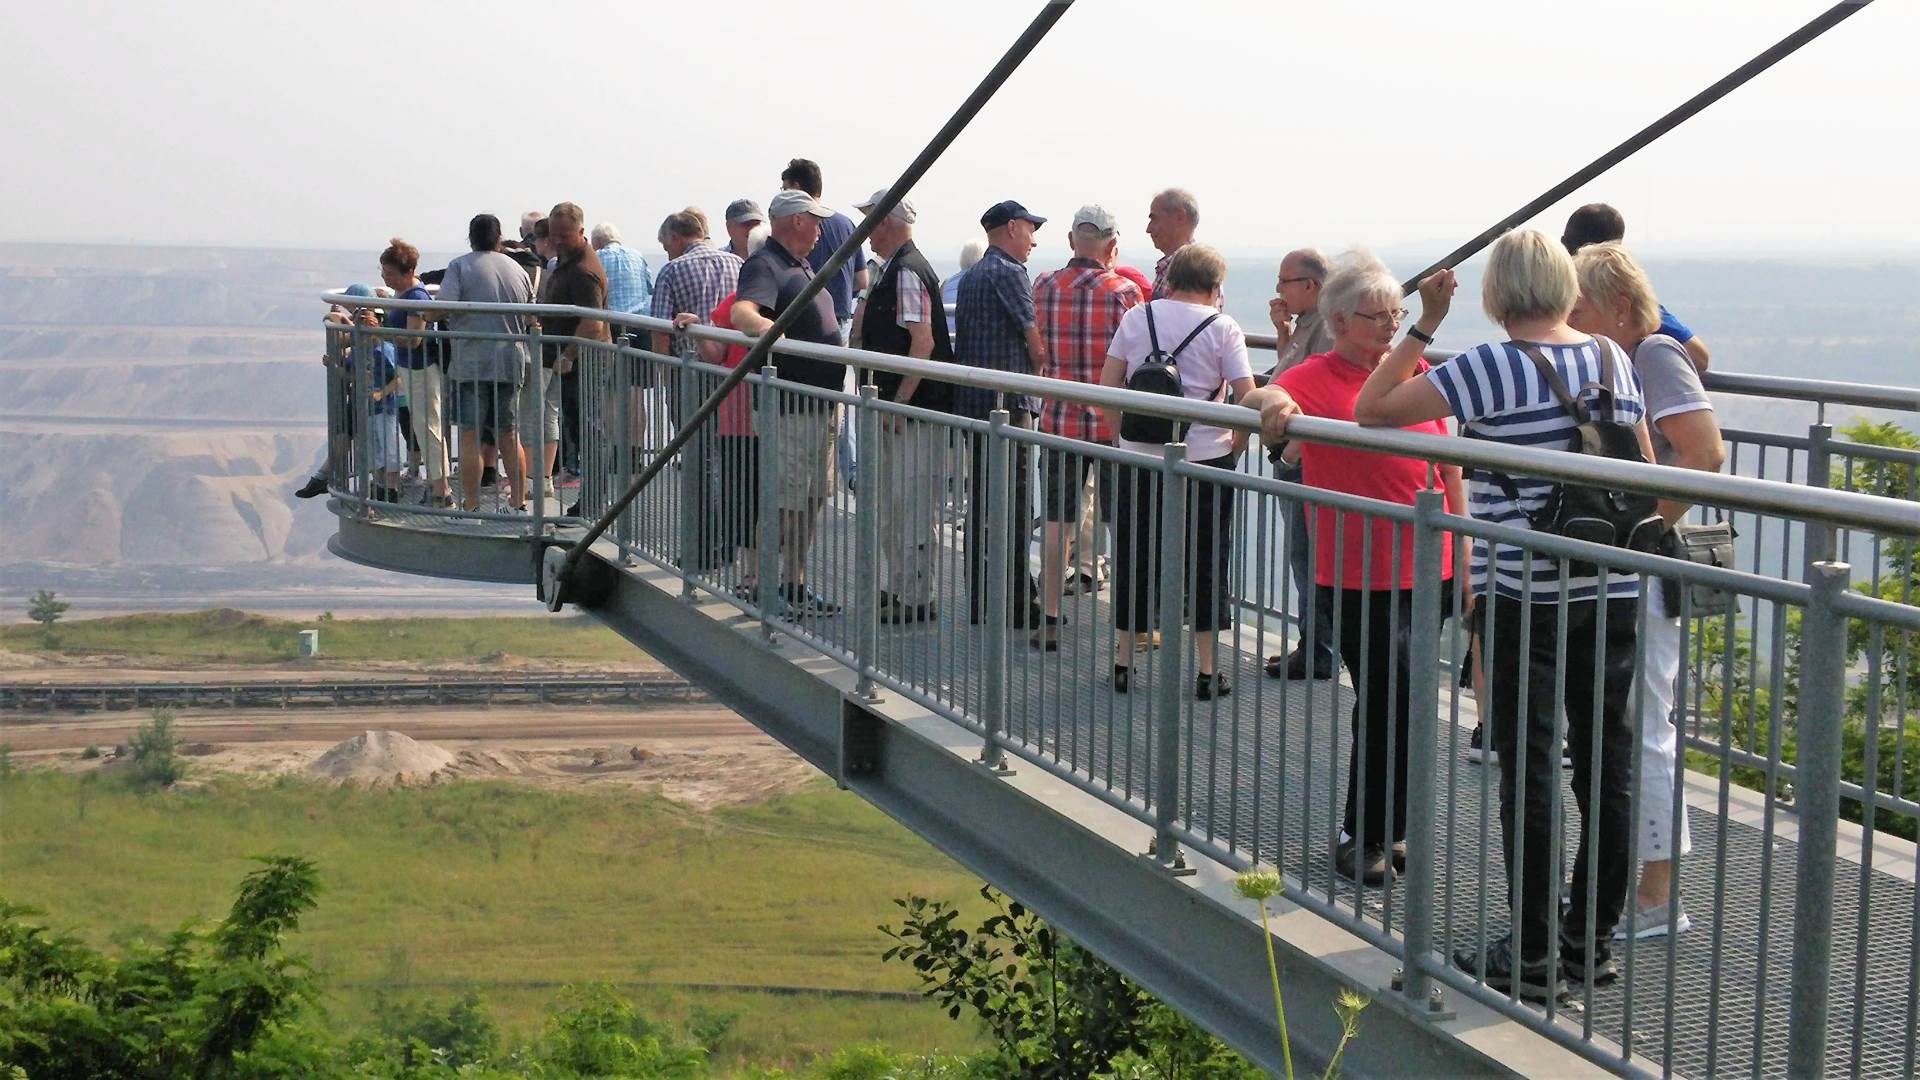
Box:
[954,199,1048,625]
[296,283,381,499]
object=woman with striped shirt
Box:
[1344,229,1655,1002]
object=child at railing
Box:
[364,338,405,503]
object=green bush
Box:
[126,709,185,789]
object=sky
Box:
[1,0,1914,265]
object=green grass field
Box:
[1,609,640,664]
[0,771,988,1071]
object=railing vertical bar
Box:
[1153,442,1190,868]
[755,368,782,643]
[1787,561,1850,1079]
[980,410,1012,773]
[855,386,882,699]
[1402,490,1445,1013]
[1850,621,1883,1078]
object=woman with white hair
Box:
[1245,252,1467,885]
[1568,240,1724,941]
[1327,228,1653,1000]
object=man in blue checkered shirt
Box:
[591,223,652,319]
[954,200,1049,625]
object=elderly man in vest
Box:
[850,191,955,623]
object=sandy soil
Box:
[0,655,670,681]
[3,705,820,810]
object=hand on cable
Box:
[1417,269,1457,324]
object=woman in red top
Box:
[1246,252,1466,887]
[680,292,762,597]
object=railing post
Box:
[979,408,1013,773]
[756,365,782,645]
[1152,442,1190,873]
[349,321,369,515]
[529,326,547,536]
[677,349,699,598]
[1804,421,1835,574]
[1401,489,1447,1015]
[854,385,883,701]
[1788,560,1850,1078]
[614,340,634,560]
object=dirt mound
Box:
[0,649,48,670]
[309,730,454,785]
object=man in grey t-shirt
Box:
[1265,247,1337,680]
[1632,333,1713,465]
[437,214,534,510]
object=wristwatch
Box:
[1407,325,1436,345]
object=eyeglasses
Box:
[1351,308,1409,326]
[1278,276,1317,286]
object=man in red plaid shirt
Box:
[1030,205,1144,650]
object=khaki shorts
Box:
[775,408,836,512]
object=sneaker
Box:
[1613,899,1692,941]
[1112,664,1130,694]
[1195,672,1231,701]
[1390,840,1408,875]
[428,494,454,510]
[1467,724,1496,764]
[1267,648,1334,680]
[294,475,329,499]
[564,501,583,518]
[780,584,841,617]
[1453,935,1560,1003]
[1029,622,1060,652]
[1559,938,1619,987]
[1335,839,1390,887]
[1062,571,1106,596]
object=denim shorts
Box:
[448,379,520,433]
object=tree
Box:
[26,589,69,644]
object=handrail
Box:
[324,292,1920,538]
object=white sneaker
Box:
[1613,899,1692,941]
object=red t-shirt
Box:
[1275,350,1455,590]
[710,293,754,437]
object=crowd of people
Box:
[302,174,1724,1004]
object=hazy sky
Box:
[3,0,1913,264]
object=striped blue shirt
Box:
[597,242,653,317]
[1425,337,1646,602]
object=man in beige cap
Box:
[850,190,956,623]
[730,189,846,617]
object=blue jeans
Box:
[1281,463,1336,662]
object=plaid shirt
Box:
[650,240,742,359]
[953,244,1037,418]
[1151,245,1185,299]
[1033,257,1141,442]
[598,242,653,316]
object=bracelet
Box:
[1407,325,1435,345]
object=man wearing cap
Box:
[955,200,1048,626]
[1146,188,1200,299]
[730,189,847,616]
[1028,205,1143,649]
[849,190,956,624]
[723,199,766,257]
[642,207,741,556]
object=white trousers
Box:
[401,366,449,483]
[876,420,948,606]
[1636,582,1694,861]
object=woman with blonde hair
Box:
[1569,240,1725,941]
[1326,228,1653,1000]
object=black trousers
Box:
[966,410,1037,625]
[1484,591,1638,962]
[1112,454,1236,634]
[1323,583,1455,848]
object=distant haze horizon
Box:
[2,1,1914,258]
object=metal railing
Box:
[323,293,1920,1079]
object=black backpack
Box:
[1120,301,1220,444]
[1484,342,1665,571]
